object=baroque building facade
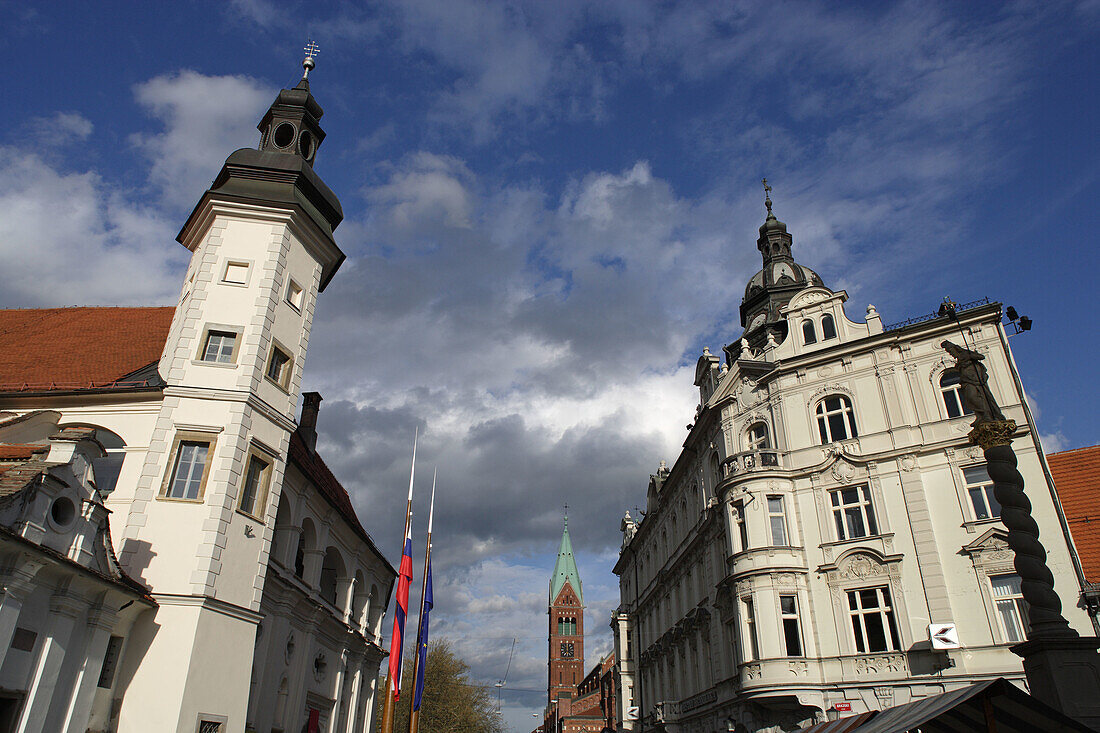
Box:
[611,196,1090,732]
[0,58,396,733]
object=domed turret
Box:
[738,181,825,346]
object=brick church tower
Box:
[548,517,585,705]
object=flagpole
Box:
[408,469,436,733]
[380,428,417,733]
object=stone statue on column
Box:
[941,335,1100,728]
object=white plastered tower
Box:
[115,59,346,733]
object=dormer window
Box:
[821,314,837,340]
[802,320,817,345]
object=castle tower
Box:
[548,518,585,706]
[115,51,345,731]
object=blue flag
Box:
[412,555,433,712]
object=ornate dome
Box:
[743,262,823,302]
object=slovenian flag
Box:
[413,556,433,711]
[389,525,414,698]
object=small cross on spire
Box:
[302,40,320,79]
[762,177,773,214]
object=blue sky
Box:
[2,1,1099,730]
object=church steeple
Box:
[547,515,585,705]
[256,42,326,166]
[551,516,583,604]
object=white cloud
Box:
[0,147,182,307]
[28,112,93,148]
[1040,432,1070,454]
[131,71,273,210]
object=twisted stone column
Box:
[974,420,1076,640]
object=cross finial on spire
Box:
[302,40,320,79]
[762,177,773,214]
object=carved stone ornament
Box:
[788,289,831,309]
[899,454,917,472]
[969,419,1018,450]
[831,459,857,483]
[743,663,762,680]
[840,553,886,580]
[789,660,808,676]
[809,383,855,404]
[853,653,906,675]
[776,572,797,586]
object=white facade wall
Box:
[615,289,1089,732]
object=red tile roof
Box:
[0,307,174,392]
[1048,445,1100,583]
[0,444,49,461]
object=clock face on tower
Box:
[560,642,574,659]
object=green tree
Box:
[376,639,505,733]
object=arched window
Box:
[821,314,837,340]
[816,396,858,444]
[940,370,972,418]
[319,546,345,607]
[745,422,770,451]
[802,320,817,345]
[296,518,316,580]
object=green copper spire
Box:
[550,517,583,604]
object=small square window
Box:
[200,330,238,364]
[222,261,250,285]
[238,452,272,518]
[266,344,293,389]
[286,279,304,310]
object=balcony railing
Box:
[722,449,781,478]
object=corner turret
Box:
[738,180,824,348]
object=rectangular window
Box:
[831,486,878,540]
[97,635,124,688]
[222,261,250,285]
[780,595,803,656]
[238,453,271,518]
[286,279,304,310]
[166,440,212,499]
[991,574,1030,642]
[767,495,788,546]
[743,597,759,661]
[198,722,224,733]
[847,586,901,653]
[200,329,238,364]
[965,466,1000,520]
[265,344,292,388]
